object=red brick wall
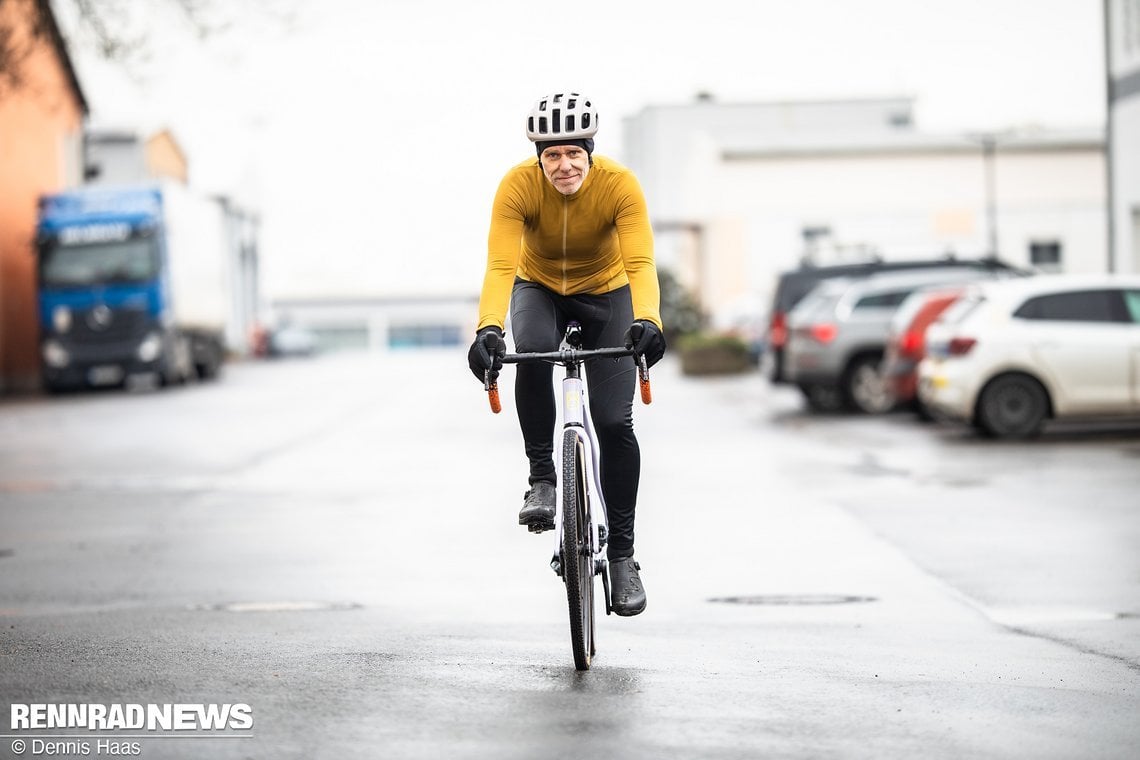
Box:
[0,0,85,392]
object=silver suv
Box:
[784,267,1023,413]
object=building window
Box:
[312,326,368,352]
[1029,240,1062,271]
[388,324,462,348]
[887,109,912,128]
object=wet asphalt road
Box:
[1,350,1138,759]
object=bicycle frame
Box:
[552,360,609,580]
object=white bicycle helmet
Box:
[526,92,599,142]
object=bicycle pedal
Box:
[527,522,553,533]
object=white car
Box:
[918,274,1140,438]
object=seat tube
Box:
[562,375,586,428]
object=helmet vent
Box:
[526,92,599,142]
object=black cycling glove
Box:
[624,320,666,368]
[468,326,506,382]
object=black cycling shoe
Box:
[519,482,556,533]
[608,556,646,616]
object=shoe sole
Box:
[520,516,554,533]
[611,600,646,617]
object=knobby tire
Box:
[562,429,594,670]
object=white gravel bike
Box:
[485,321,652,670]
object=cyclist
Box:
[468,91,665,616]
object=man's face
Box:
[540,145,590,195]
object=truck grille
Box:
[72,306,150,343]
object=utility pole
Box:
[1103,0,1117,273]
[966,131,1012,258]
[981,134,999,257]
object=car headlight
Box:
[52,306,72,333]
[43,340,70,368]
[137,332,163,362]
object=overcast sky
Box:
[58,0,1107,303]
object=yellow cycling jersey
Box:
[477,155,662,332]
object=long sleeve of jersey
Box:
[477,156,662,333]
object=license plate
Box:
[88,365,124,385]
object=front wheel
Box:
[561,429,594,670]
[975,374,1049,439]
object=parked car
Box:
[918,274,1140,438]
[881,285,972,417]
[268,325,317,357]
[784,267,1022,413]
[765,257,1023,384]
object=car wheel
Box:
[975,374,1049,439]
[799,383,845,413]
[843,356,894,414]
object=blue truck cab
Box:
[35,185,224,391]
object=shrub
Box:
[676,333,752,376]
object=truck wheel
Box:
[975,374,1049,439]
[843,356,894,414]
[195,341,222,380]
[195,359,219,380]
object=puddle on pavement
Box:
[935,476,989,488]
[850,453,909,478]
[190,601,362,613]
[708,594,878,606]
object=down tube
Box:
[577,387,609,554]
[551,376,586,565]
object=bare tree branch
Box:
[1,0,297,98]
[70,0,145,60]
[0,0,46,96]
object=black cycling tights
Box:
[509,279,639,560]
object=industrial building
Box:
[622,95,1106,329]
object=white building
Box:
[622,96,1106,329]
[268,295,477,352]
[1107,0,1140,273]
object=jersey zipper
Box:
[560,196,568,295]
